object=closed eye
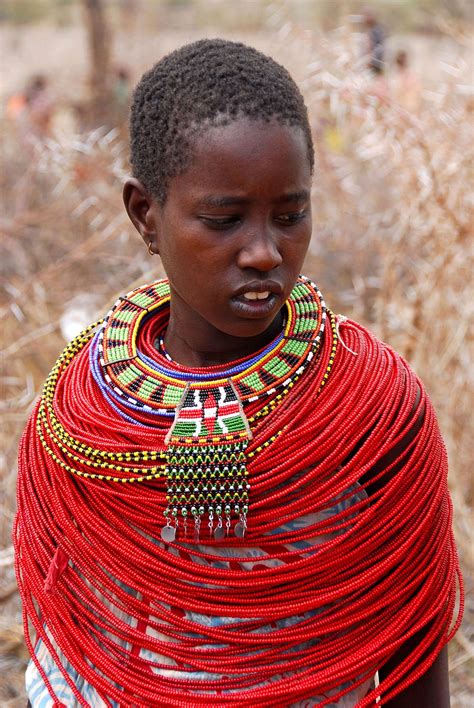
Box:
[275,210,308,224]
[198,215,241,230]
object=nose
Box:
[236,229,282,272]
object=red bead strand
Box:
[14,313,462,706]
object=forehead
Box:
[167,119,311,202]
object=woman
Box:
[16,39,461,707]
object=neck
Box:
[163,309,284,368]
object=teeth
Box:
[243,291,270,301]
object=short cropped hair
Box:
[129,39,314,203]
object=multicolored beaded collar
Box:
[92,275,326,418]
[88,275,327,541]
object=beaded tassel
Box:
[162,381,252,541]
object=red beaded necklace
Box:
[14,283,462,707]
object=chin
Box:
[222,315,281,340]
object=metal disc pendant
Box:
[234,521,246,538]
[214,525,225,540]
[161,525,176,543]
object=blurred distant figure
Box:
[6,74,55,147]
[359,9,389,104]
[316,97,345,155]
[24,75,55,138]
[363,8,385,75]
[6,91,27,122]
[113,67,131,121]
[392,50,421,112]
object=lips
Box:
[230,280,284,319]
[233,280,283,299]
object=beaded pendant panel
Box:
[163,381,252,542]
[165,381,252,443]
[94,276,326,415]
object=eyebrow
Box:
[280,190,310,204]
[196,195,249,208]
[196,190,310,209]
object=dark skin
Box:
[124,120,312,367]
[123,117,450,706]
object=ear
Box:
[123,178,161,255]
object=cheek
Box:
[159,230,202,274]
[282,228,311,264]
[183,237,234,279]
[163,238,227,300]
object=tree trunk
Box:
[82,0,112,124]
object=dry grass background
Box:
[0,4,473,706]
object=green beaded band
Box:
[97,276,326,413]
